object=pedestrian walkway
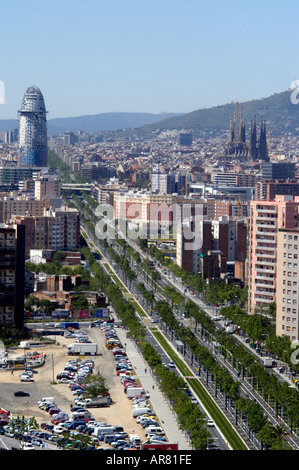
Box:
[116,327,193,450]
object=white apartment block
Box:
[276,228,299,341]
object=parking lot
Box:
[0,323,154,448]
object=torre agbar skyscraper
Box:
[18,86,48,167]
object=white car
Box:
[168,361,176,368]
[207,419,215,427]
[20,374,34,382]
[20,442,35,450]
[53,425,65,434]
[20,370,33,377]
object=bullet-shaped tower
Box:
[18,86,48,167]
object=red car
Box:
[49,407,61,415]
[117,370,131,376]
[112,350,127,356]
[51,418,67,424]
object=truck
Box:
[62,322,79,330]
[84,396,111,407]
[19,341,30,349]
[132,407,154,418]
[225,324,237,334]
[264,357,274,368]
[126,387,144,398]
[38,396,55,405]
[67,343,97,356]
[129,434,142,447]
[71,410,92,420]
[92,426,115,437]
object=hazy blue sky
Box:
[1,0,298,118]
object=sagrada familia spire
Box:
[226,102,268,161]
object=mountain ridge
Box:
[0,112,183,135]
[1,90,298,136]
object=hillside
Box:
[137,90,299,136]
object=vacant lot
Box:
[0,326,147,442]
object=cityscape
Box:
[1,0,299,458]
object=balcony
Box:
[254,275,274,280]
[255,208,276,213]
[254,295,275,303]
[255,252,275,259]
[255,235,276,243]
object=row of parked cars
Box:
[103,326,169,447]
[56,358,94,384]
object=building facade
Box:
[0,224,25,327]
[18,86,48,167]
[276,228,299,341]
[248,195,299,314]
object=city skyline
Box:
[0,0,299,119]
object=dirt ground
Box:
[0,328,147,445]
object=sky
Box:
[0,0,298,119]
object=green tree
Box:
[38,299,53,314]
[70,294,89,310]
[25,295,39,313]
[85,374,109,397]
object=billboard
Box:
[94,308,109,318]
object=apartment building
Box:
[212,217,247,269]
[176,216,247,276]
[176,219,212,273]
[255,180,299,201]
[12,215,56,255]
[151,173,175,195]
[213,172,259,187]
[214,200,250,219]
[276,228,299,341]
[53,207,80,250]
[0,197,44,223]
[12,206,80,256]
[0,224,25,327]
[113,191,174,237]
[34,177,62,199]
[0,166,43,185]
[248,195,299,314]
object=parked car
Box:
[20,374,34,382]
[110,439,128,448]
[24,368,38,374]
[31,438,43,447]
[49,407,61,415]
[20,442,35,450]
[53,425,65,434]
[14,391,30,397]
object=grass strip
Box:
[152,330,248,450]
